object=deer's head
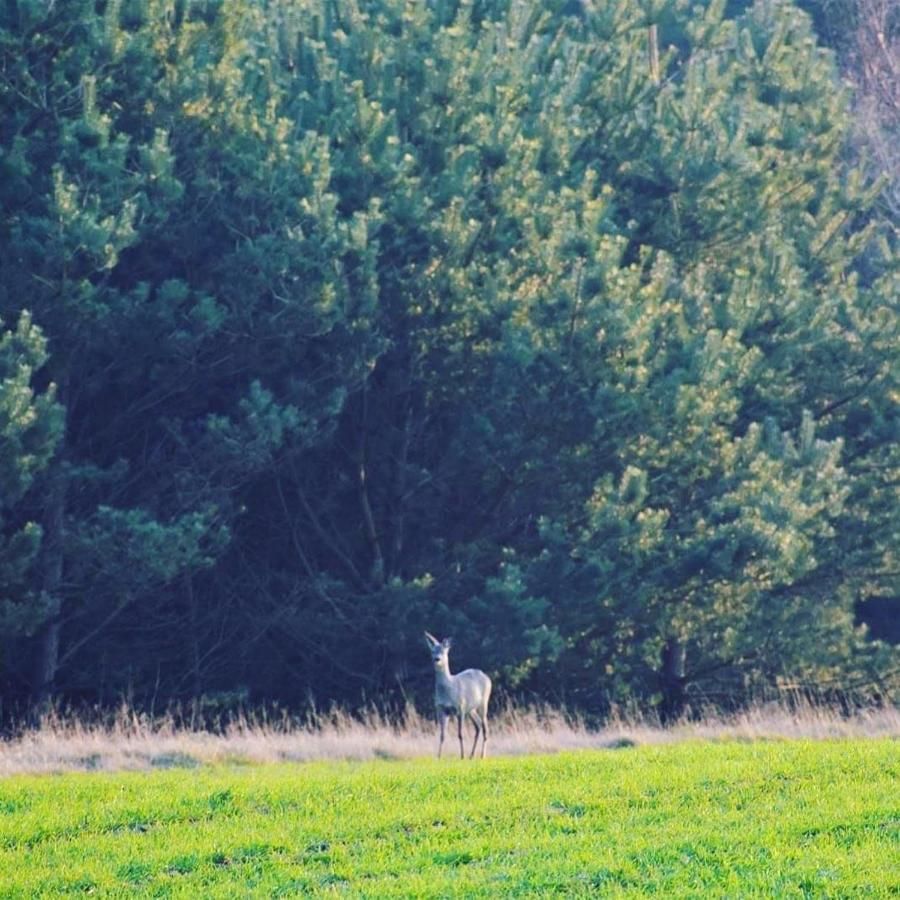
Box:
[424,631,452,669]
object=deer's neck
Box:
[434,663,458,700]
[434,661,454,683]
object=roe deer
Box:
[424,631,491,759]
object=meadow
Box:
[3,700,899,776]
[0,737,897,897]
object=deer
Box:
[424,631,492,759]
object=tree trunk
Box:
[659,638,687,724]
[357,381,385,586]
[188,575,201,729]
[648,24,660,85]
[31,462,67,712]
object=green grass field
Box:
[1,739,896,897]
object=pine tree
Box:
[1,0,895,713]
[0,313,63,640]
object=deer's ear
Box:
[424,631,439,647]
[443,637,453,650]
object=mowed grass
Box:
[0,740,896,898]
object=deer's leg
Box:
[468,711,481,759]
[437,710,448,759]
[480,707,488,758]
[457,713,465,759]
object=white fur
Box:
[424,631,492,759]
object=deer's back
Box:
[436,668,491,714]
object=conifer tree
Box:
[0,0,895,713]
[0,313,63,641]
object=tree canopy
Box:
[1,0,897,719]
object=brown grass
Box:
[1,701,897,776]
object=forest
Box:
[1,0,897,724]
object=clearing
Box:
[0,738,897,897]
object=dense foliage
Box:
[1,0,897,718]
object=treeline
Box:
[1,0,897,722]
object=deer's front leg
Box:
[437,709,448,758]
[457,713,465,759]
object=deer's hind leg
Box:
[468,710,482,758]
[478,703,489,758]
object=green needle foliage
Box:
[0,0,896,715]
[0,312,63,637]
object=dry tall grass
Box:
[1,701,897,776]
